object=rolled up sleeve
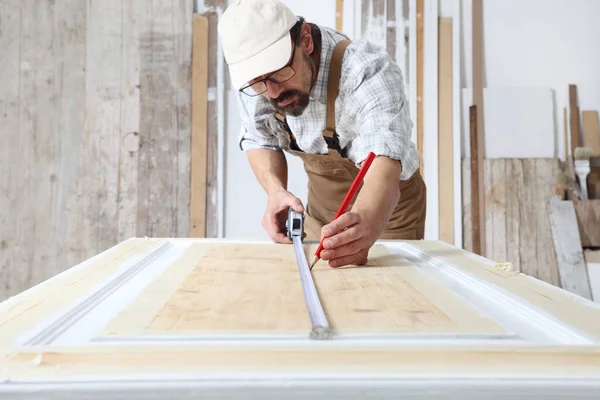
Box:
[341,42,419,180]
[235,91,281,152]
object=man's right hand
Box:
[262,189,305,244]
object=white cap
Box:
[218,0,298,91]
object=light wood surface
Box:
[569,85,581,151]
[582,111,600,156]
[190,14,209,237]
[438,17,454,245]
[106,243,504,336]
[2,238,600,385]
[573,199,600,248]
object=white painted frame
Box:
[197,0,226,238]
[423,0,439,240]
[453,0,463,248]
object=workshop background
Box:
[1,0,599,302]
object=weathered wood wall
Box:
[462,158,561,286]
[0,0,194,301]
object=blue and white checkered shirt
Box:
[234,25,419,181]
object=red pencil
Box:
[309,151,377,269]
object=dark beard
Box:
[270,89,310,117]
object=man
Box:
[218,0,426,268]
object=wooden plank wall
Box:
[0,0,194,301]
[462,158,561,286]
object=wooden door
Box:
[1,238,600,398]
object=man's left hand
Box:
[318,212,376,268]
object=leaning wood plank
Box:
[490,159,507,264]
[582,111,600,156]
[547,196,592,300]
[471,0,485,257]
[204,9,221,238]
[469,106,483,256]
[117,0,142,242]
[505,159,522,273]
[573,199,600,248]
[190,14,209,238]
[569,85,580,152]
[336,0,343,31]
[438,17,454,244]
[416,0,424,173]
[138,0,193,237]
[174,0,194,237]
[386,0,396,61]
[0,0,23,300]
[520,159,539,280]
[461,158,472,252]
[535,158,561,287]
[84,0,123,257]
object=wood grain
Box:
[416,0,424,173]
[0,1,194,300]
[469,106,483,255]
[133,243,506,335]
[582,111,600,156]
[117,0,142,242]
[204,9,220,238]
[573,200,600,248]
[471,0,486,257]
[547,196,592,300]
[190,15,209,238]
[0,0,20,297]
[438,17,454,244]
[463,158,560,284]
[569,85,581,152]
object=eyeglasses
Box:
[240,39,298,97]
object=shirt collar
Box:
[309,26,335,104]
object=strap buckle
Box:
[322,129,347,158]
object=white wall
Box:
[461,0,600,160]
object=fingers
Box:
[320,237,368,261]
[262,213,291,244]
[321,212,361,238]
[327,249,369,268]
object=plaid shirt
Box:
[234,25,419,181]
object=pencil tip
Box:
[309,257,318,270]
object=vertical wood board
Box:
[582,111,600,156]
[190,15,209,238]
[547,196,592,300]
[438,17,453,244]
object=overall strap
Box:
[322,39,351,157]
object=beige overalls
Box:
[274,40,427,241]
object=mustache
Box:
[273,90,301,105]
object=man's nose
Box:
[265,80,284,99]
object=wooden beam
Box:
[336,0,343,31]
[438,17,453,244]
[547,196,592,300]
[469,105,482,256]
[416,0,424,173]
[471,0,485,256]
[190,14,209,238]
[569,85,581,152]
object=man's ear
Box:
[300,23,314,55]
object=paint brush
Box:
[574,147,593,200]
[309,151,376,270]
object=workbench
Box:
[1,237,600,399]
